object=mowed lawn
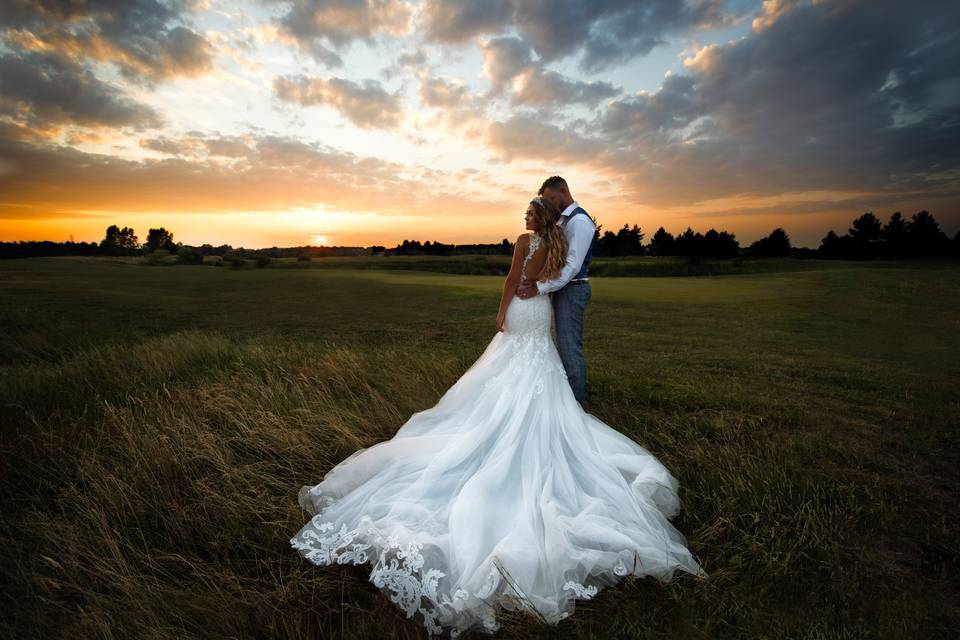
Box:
[1,257,957,639]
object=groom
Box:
[516,176,596,407]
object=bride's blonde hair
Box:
[529,197,567,281]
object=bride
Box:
[290,197,706,637]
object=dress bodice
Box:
[506,234,551,338]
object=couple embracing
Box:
[496,175,595,408]
[290,175,705,638]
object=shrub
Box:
[223,254,247,269]
[143,249,172,265]
[176,248,204,265]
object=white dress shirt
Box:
[536,201,595,295]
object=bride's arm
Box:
[496,234,529,331]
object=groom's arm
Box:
[535,216,595,295]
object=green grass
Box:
[126,250,952,277]
[1,256,957,639]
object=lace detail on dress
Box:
[562,581,598,599]
[520,233,542,285]
[290,497,610,637]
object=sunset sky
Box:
[1,0,958,249]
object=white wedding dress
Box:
[290,234,706,637]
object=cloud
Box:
[483,115,605,163]
[413,73,490,135]
[583,0,960,206]
[479,36,532,90]
[751,0,801,32]
[511,69,619,107]
[0,0,215,82]
[0,132,514,220]
[418,75,472,109]
[264,0,414,66]
[601,73,700,136]
[424,0,735,71]
[273,74,404,129]
[139,133,252,158]
[480,36,621,106]
[0,52,163,138]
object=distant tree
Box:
[953,231,960,259]
[880,212,909,259]
[818,229,856,259]
[99,225,139,255]
[848,212,883,259]
[594,229,618,257]
[145,227,176,253]
[748,227,791,257]
[849,212,883,242]
[905,210,952,258]
[701,228,740,259]
[674,227,703,257]
[818,230,841,258]
[615,224,644,256]
[648,227,675,256]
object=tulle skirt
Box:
[290,294,705,637]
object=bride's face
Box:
[525,204,538,231]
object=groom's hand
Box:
[516,284,538,299]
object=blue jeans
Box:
[552,282,591,405]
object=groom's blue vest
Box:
[566,207,594,280]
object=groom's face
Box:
[541,187,564,210]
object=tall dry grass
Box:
[1,259,957,639]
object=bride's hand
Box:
[496,311,506,332]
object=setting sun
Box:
[0,0,956,249]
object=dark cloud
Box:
[424,0,733,71]
[0,0,214,82]
[0,52,163,137]
[588,0,960,206]
[264,0,413,66]
[511,70,619,107]
[601,73,699,136]
[273,74,404,129]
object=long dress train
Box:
[289,239,706,637]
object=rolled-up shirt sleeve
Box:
[536,216,595,295]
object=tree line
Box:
[386,239,514,255]
[817,211,956,260]
[2,211,958,261]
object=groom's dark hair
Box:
[538,176,568,195]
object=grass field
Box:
[1,256,958,639]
